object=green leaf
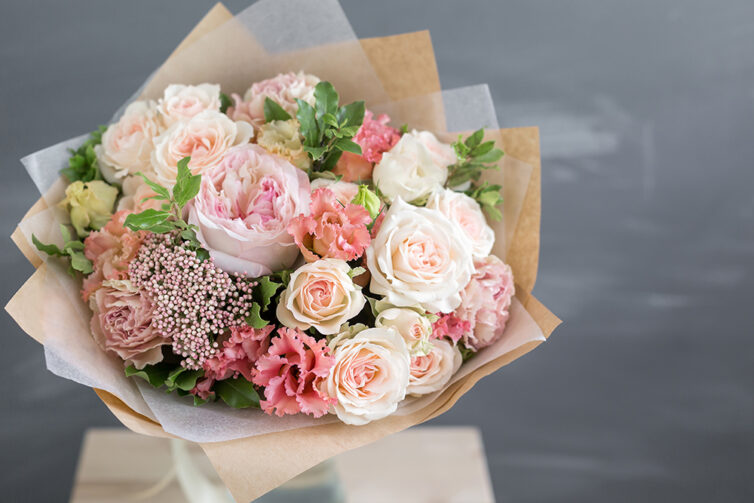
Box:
[320,150,343,172]
[349,266,366,278]
[61,127,107,183]
[124,209,172,232]
[322,113,339,128]
[32,234,63,257]
[254,276,281,311]
[464,128,484,149]
[69,251,93,274]
[136,172,170,201]
[350,185,381,219]
[303,145,328,160]
[295,99,319,148]
[333,138,362,155]
[166,367,204,392]
[314,81,339,118]
[474,148,504,164]
[214,376,260,409]
[219,92,232,114]
[337,101,365,127]
[173,157,200,209]
[245,303,268,329]
[59,224,72,244]
[263,97,292,122]
[125,363,173,388]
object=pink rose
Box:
[407,338,462,396]
[89,279,168,369]
[117,176,163,214]
[227,72,320,128]
[252,327,335,418]
[287,188,371,262]
[454,255,516,351]
[151,110,253,187]
[333,110,400,182]
[157,83,221,126]
[82,210,146,301]
[187,144,311,277]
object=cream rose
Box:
[310,178,360,205]
[151,110,253,187]
[187,144,310,277]
[117,176,162,213]
[407,338,462,396]
[372,130,452,203]
[414,130,457,167]
[157,83,221,125]
[426,188,495,258]
[323,327,410,425]
[375,307,433,356]
[96,100,163,183]
[367,197,474,313]
[276,259,366,335]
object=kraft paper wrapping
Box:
[6,3,560,501]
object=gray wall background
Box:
[1,1,753,501]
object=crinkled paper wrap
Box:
[6,2,560,501]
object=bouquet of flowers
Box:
[8,0,559,500]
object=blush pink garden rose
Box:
[374,307,433,356]
[96,100,164,183]
[406,338,462,396]
[322,327,411,425]
[426,188,495,258]
[367,197,474,313]
[252,327,335,418]
[453,255,516,351]
[151,110,253,187]
[89,279,169,369]
[227,72,320,128]
[82,210,146,301]
[187,144,311,277]
[157,83,221,126]
[287,188,371,262]
[276,259,366,335]
[117,176,163,213]
[333,110,400,182]
[192,325,275,400]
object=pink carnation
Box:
[82,210,146,301]
[252,327,335,417]
[192,325,275,400]
[432,313,472,344]
[452,256,516,351]
[333,110,400,182]
[287,188,371,262]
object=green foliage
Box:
[350,185,381,220]
[214,376,260,409]
[296,81,365,173]
[447,128,505,221]
[60,126,107,183]
[458,343,476,362]
[219,92,232,114]
[125,363,173,388]
[32,224,93,277]
[263,97,292,122]
[123,157,207,258]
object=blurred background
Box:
[1,1,752,501]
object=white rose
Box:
[366,197,474,313]
[95,100,163,183]
[324,327,410,425]
[276,259,366,335]
[414,130,457,167]
[375,307,433,356]
[310,178,360,205]
[151,110,253,187]
[372,130,452,203]
[426,188,495,258]
[157,83,221,125]
[407,338,462,396]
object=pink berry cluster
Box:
[129,234,257,370]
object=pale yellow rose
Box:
[59,180,118,237]
[256,119,311,171]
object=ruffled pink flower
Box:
[227,72,320,128]
[287,188,371,262]
[444,256,515,351]
[192,324,275,400]
[333,111,400,182]
[432,313,472,344]
[82,210,146,301]
[252,327,335,417]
